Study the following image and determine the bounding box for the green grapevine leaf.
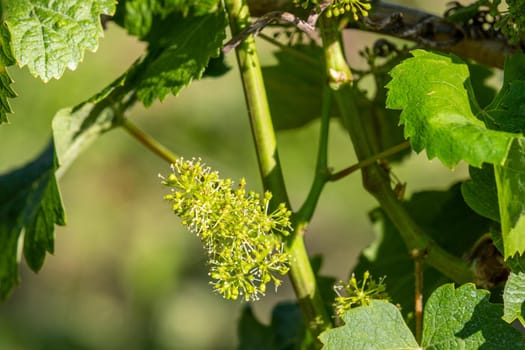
[270,302,309,350]
[386,49,518,168]
[319,301,419,350]
[354,184,490,317]
[353,86,408,162]
[0,141,65,299]
[237,302,311,350]
[0,65,16,124]
[202,53,230,78]
[310,255,338,317]
[262,45,331,130]
[52,100,121,175]
[0,73,129,299]
[238,306,273,350]
[133,9,227,106]
[422,284,525,349]
[321,284,525,349]
[461,164,500,222]
[4,0,117,82]
[503,271,525,325]
[467,61,497,109]
[484,52,525,133]
[494,138,525,258]
[492,229,525,325]
[488,80,525,133]
[114,0,219,38]
[0,25,16,124]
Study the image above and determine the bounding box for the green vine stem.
[121,117,178,164]
[319,17,474,284]
[296,85,332,222]
[224,0,332,342]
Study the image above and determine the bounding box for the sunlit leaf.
[386,49,518,168]
[4,0,116,82]
[320,284,525,349]
[503,272,525,325]
[319,301,419,350]
[114,0,219,38]
[134,9,227,105]
[422,284,525,349]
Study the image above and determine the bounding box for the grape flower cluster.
[161,158,292,301]
[294,0,372,20]
[333,271,390,317]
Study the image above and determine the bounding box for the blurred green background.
[0,2,475,349]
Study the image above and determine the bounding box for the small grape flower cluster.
[333,271,390,317]
[161,158,292,301]
[294,0,372,20]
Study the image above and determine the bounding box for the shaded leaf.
[352,86,408,162]
[488,80,525,133]
[311,255,337,317]
[203,53,230,78]
[237,302,311,350]
[134,9,227,105]
[467,61,497,109]
[237,306,273,350]
[461,164,500,222]
[52,101,121,175]
[0,73,127,299]
[422,284,525,349]
[494,138,525,258]
[386,49,518,168]
[271,302,309,350]
[319,301,419,350]
[113,0,219,38]
[4,0,116,82]
[263,44,329,130]
[502,271,525,325]
[354,183,490,318]
[501,51,525,84]
[360,51,409,162]
[0,141,65,299]
[478,52,525,259]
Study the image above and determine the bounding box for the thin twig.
[121,118,178,164]
[411,248,425,345]
[329,141,410,181]
[223,2,330,55]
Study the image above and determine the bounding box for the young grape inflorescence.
[161,158,292,301]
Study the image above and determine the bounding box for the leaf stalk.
[121,118,178,164]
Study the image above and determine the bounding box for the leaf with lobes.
[320,284,525,349]
[132,8,227,106]
[4,0,116,82]
[0,141,65,300]
[386,49,519,168]
[0,73,128,299]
